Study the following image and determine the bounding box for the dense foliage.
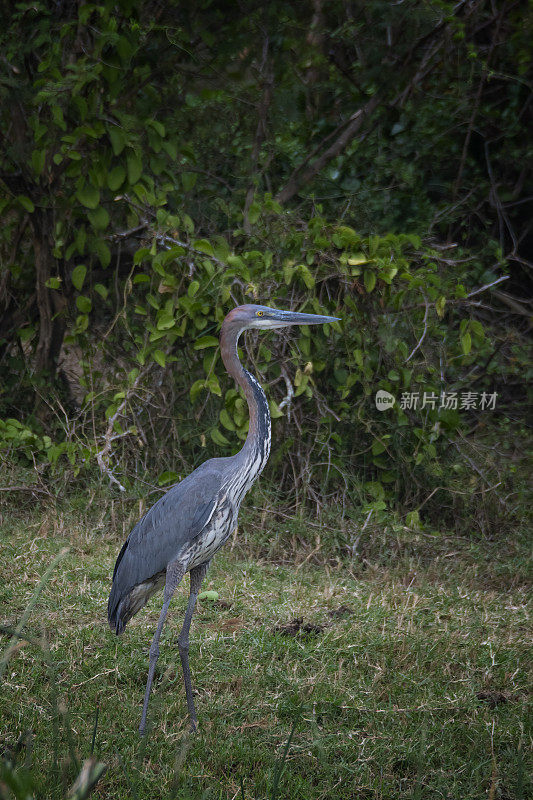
[0,0,531,529]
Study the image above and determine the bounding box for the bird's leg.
[178,561,209,732]
[139,561,184,737]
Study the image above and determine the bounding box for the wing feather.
[107,465,222,632]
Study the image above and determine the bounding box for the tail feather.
[108,570,166,635]
[107,583,126,635]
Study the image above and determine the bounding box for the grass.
[0,490,531,799]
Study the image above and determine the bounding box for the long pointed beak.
[279,311,341,326]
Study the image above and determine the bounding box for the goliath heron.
[107,304,339,734]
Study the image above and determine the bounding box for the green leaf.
[107,165,126,191]
[156,310,175,330]
[51,104,66,131]
[284,264,294,284]
[379,266,398,284]
[164,245,186,261]
[94,283,108,299]
[219,409,236,431]
[211,428,230,446]
[108,127,127,156]
[194,335,219,349]
[153,349,166,367]
[158,470,178,486]
[247,201,261,224]
[105,403,118,420]
[133,247,150,265]
[93,239,111,268]
[45,277,62,289]
[162,139,177,160]
[75,314,89,333]
[181,172,197,191]
[365,481,384,500]
[297,264,315,289]
[372,439,386,455]
[16,195,34,213]
[188,280,200,298]
[18,326,35,342]
[198,590,219,601]
[71,264,87,291]
[149,119,166,137]
[116,35,134,63]
[88,206,110,229]
[470,320,484,338]
[364,270,376,293]
[31,149,46,175]
[190,379,206,403]
[268,399,284,419]
[435,296,446,318]
[76,226,87,254]
[127,151,142,184]
[193,239,214,256]
[348,254,368,265]
[206,374,222,396]
[76,183,100,209]
[368,235,380,257]
[76,295,92,313]
[461,332,471,355]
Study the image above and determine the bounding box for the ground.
[0,492,530,799]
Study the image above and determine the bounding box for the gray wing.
[107,465,223,632]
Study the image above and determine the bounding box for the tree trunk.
[243,37,273,234]
[305,0,324,119]
[32,210,66,377]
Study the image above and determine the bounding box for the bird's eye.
[257,311,264,317]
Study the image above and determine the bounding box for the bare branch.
[119,196,229,270]
[0,485,53,497]
[274,96,380,204]
[464,275,508,299]
[111,223,149,240]
[95,366,152,492]
[384,274,509,315]
[405,296,430,363]
[278,364,294,419]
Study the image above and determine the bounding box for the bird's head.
[223,304,340,332]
